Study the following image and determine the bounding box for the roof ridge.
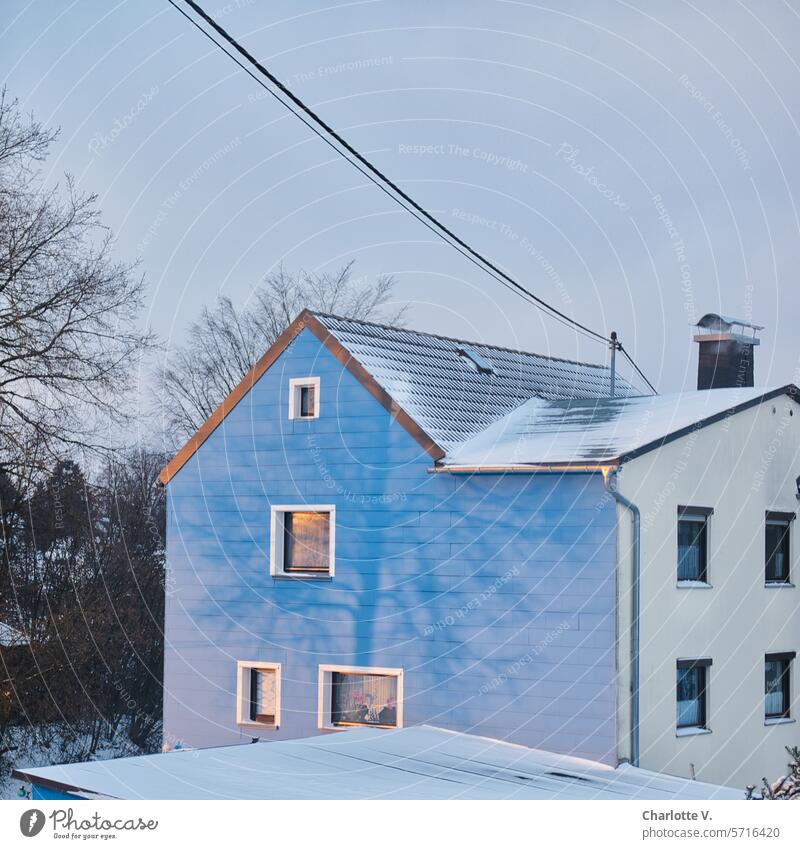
[309,310,617,373]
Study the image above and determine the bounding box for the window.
[765,652,794,720]
[766,512,794,584]
[288,377,320,420]
[270,505,335,578]
[677,506,712,583]
[236,661,281,728]
[318,665,403,730]
[676,658,711,730]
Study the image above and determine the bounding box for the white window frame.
[288,376,320,420]
[677,506,712,586]
[270,505,336,579]
[765,512,794,586]
[317,664,403,731]
[236,660,281,730]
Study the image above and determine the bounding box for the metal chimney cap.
[694,313,764,333]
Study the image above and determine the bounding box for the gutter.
[604,468,640,767]
[428,463,618,474]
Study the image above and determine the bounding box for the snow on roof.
[13,726,739,800]
[695,313,764,332]
[444,385,797,468]
[313,313,637,449]
[0,621,28,647]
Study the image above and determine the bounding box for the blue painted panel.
[32,785,83,800]
[163,328,618,764]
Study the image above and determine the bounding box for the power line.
[167,0,658,392]
[166,4,599,345]
[619,345,657,394]
[167,0,606,343]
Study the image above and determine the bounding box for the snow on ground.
[0,722,158,800]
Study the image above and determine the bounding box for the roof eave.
[431,462,618,474]
[10,769,116,799]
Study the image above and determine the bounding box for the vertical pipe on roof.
[605,469,640,767]
[609,331,619,398]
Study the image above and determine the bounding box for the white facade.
[615,392,800,788]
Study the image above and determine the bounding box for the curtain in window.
[678,520,705,580]
[765,660,786,716]
[331,672,398,727]
[250,668,276,723]
[677,667,702,727]
[766,523,789,581]
[284,511,330,572]
[300,385,315,417]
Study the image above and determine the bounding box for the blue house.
[160,310,635,765]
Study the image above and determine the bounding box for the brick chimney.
[693,313,762,390]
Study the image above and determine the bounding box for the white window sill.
[319,723,399,733]
[237,722,278,731]
[676,727,712,737]
[765,582,795,588]
[272,574,333,581]
[764,717,795,726]
[676,581,713,589]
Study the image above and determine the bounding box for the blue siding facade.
[163,328,618,763]
[31,785,82,800]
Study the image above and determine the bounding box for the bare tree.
[158,261,405,442]
[0,88,154,476]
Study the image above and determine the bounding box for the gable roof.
[444,385,800,469]
[313,313,636,449]
[13,725,738,799]
[159,309,633,484]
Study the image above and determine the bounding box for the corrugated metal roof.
[444,385,797,467]
[14,726,738,799]
[314,312,637,449]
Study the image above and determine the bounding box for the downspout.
[605,468,640,767]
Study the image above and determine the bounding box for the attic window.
[457,346,494,375]
[289,377,320,420]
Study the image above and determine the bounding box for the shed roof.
[13,725,738,800]
[444,385,799,468]
[0,621,28,647]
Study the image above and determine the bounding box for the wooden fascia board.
[305,315,445,463]
[158,311,444,485]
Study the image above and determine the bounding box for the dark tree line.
[0,90,164,773]
[0,450,166,761]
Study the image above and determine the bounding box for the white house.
[448,315,800,788]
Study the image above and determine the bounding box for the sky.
[3,0,800,404]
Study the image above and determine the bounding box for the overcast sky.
[3,0,800,400]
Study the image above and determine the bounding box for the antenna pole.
[610,331,618,397]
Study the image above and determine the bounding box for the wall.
[31,785,82,800]
[617,394,800,788]
[163,328,619,763]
